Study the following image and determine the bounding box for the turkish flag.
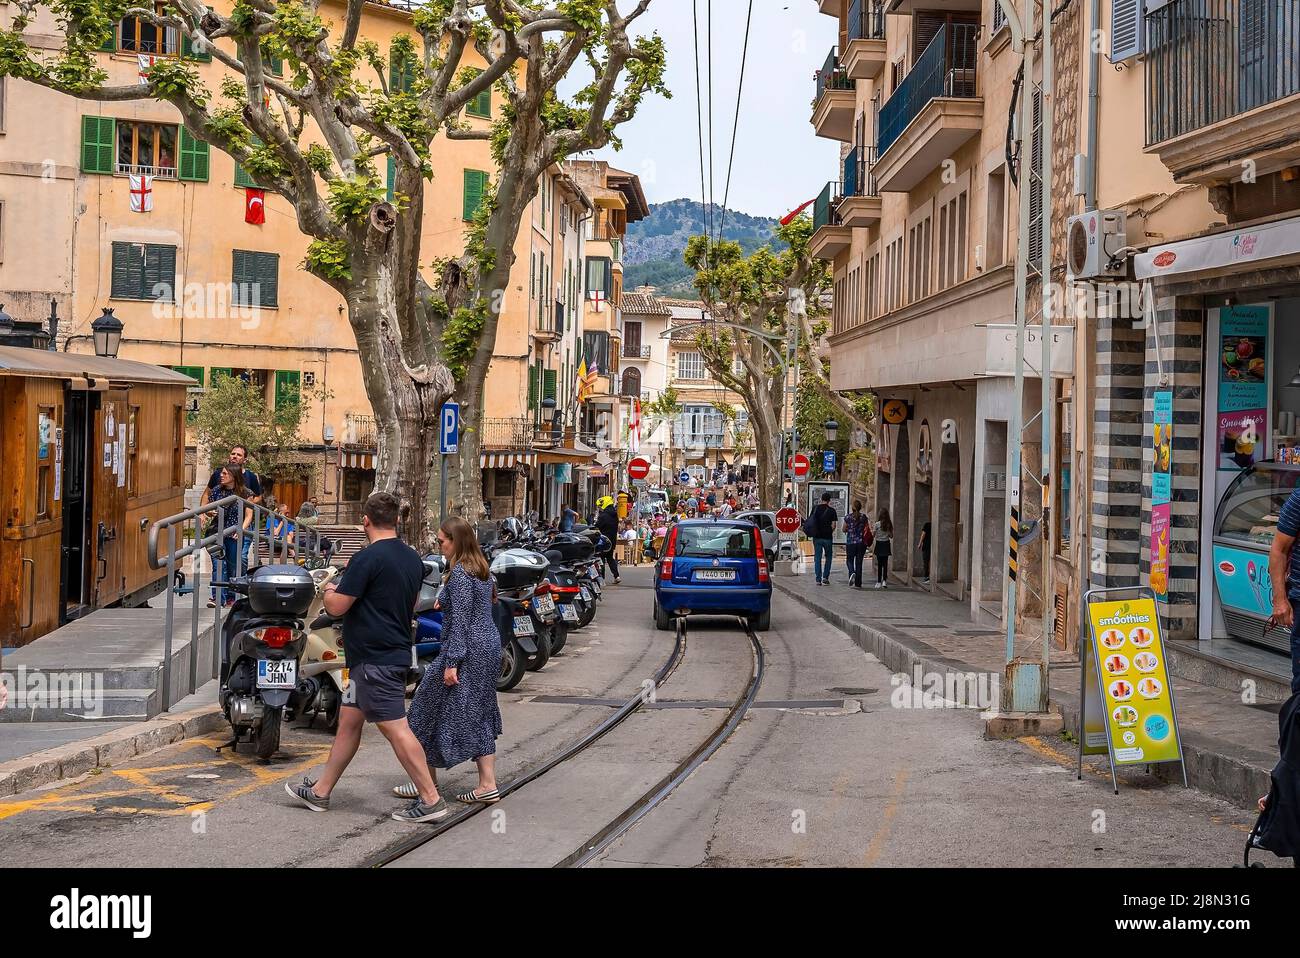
[245,188,266,225]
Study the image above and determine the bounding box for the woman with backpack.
[872,508,894,589]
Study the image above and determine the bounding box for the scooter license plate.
[589,580,602,595]
[257,659,297,690]
[560,603,580,623]
[580,587,592,603]
[512,615,535,637]
[532,594,556,616]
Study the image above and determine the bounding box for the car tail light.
[660,526,679,580]
[755,533,769,583]
[257,627,294,648]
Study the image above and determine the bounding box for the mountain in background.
[623,198,784,298]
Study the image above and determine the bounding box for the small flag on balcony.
[629,398,641,454]
[245,188,266,225]
[588,289,605,312]
[129,174,153,213]
[780,198,816,226]
[576,358,591,404]
[137,54,157,85]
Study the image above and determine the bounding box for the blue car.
[654,518,772,632]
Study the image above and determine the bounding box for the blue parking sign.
[440,402,459,455]
[823,450,837,472]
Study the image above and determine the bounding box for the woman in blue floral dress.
[403,517,504,804]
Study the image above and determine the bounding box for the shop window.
[493,471,514,497]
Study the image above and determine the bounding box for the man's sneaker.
[391,797,451,823]
[285,779,329,812]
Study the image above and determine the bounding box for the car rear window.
[674,525,755,558]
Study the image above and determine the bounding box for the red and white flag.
[588,289,605,312]
[137,54,156,85]
[629,398,642,454]
[245,188,266,225]
[129,174,153,213]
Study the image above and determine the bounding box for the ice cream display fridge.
[1211,460,1300,653]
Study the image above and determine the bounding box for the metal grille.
[848,0,887,41]
[1146,0,1300,145]
[842,144,879,198]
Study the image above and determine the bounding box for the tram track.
[371,617,764,868]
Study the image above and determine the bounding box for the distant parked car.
[733,510,778,563]
[653,518,772,632]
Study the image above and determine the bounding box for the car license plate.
[695,569,736,581]
[513,615,535,636]
[257,659,297,689]
[533,594,556,615]
[560,603,580,623]
[580,587,592,602]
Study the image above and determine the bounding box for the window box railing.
[117,162,177,180]
[842,145,879,198]
[877,22,979,157]
[847,0,886,42]
[482,417,534,451]
[815,47,853,103]
[623,342,651,358]
[813,180,843,230]
[1145,0,1300,145]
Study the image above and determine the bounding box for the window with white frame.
[677,350,705,381]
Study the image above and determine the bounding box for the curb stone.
[776,580,1271,811]
[0,704,225,800]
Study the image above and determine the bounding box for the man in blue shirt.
[1268,487,1300,693]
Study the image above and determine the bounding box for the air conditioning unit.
[1066,209,1128,281]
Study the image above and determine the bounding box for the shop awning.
[537,446,598,465]
[480,451,538,469]
[1135,214,1300,280]
[341,451,375,469]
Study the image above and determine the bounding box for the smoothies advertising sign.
[1149,390,1173,600]
[1087,597,1183,766]
[1217,305,1270,472]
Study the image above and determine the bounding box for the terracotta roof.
[620,292,672,316]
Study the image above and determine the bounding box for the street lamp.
[824,418,839,443]
[91,307,124,358]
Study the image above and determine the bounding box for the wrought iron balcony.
[814,47,853,103]
[847,0,886,42]
[813,180,842,231]
[343,413,376,448]
[877,22,979,158]
[842,145,879,198]
[1146,0,1300,146]
[481,417,534,451]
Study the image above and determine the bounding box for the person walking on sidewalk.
[843,501,873,588]
[401,517,504,806]
[918,520,932,586]
[872,508,894,589]
[596,496,621,584]
[1268,490,1300,693]
[285,492,450,823]
[810,492,838,586]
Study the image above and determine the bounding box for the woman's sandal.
[455,787,500,805]
[392,781,420,800]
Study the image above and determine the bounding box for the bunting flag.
[129,174,153,213]
[245,187,266,225]
[780,197,817,226]
[629,398,641,454]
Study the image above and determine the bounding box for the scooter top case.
[547,532,596,563]
[247,564,315,617]
[490,548,549,591]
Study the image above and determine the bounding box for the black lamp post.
[824,417,839,443]
[92,307,124,359]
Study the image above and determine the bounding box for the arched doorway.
[620,366,641,398]
[913,420,932,583]
[891,422,910,581]
[938,430,961,589]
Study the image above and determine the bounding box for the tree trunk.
[750,392,783,511]
[447,375,484,524]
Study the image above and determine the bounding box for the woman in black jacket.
[595,497,621,584]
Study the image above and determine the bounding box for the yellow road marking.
[863,769,909,866]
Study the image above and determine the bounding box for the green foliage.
[304,144,334,175]
[304,238,351,281]
[441,300,490,383]
[644,385,682,419]
[192,372,326,480]
[326,174,387,222]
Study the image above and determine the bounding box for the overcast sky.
[585,1,841,220]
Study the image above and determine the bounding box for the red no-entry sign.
[775,508,801,534]
[790,454,810,479]
[628,457,651,481]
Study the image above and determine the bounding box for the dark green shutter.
[143,245,177,300]
[110,242,143,298]
[99,24,117,52]
[527,362,538,411]
[181,33,211,62]
[179,127,209,181]
[543,369,557,402]
[210,367,233,385]
[258,252,279,307]
[389,44,415,93]
[171,365,204,386]
[466,69,490,118]
[233,250,278,307]
[234,136,261,188]
[274,370,300,408]
[81,116,114,174]
[463,169,486,221]
[232,250,251,305]
[386,155,395,202]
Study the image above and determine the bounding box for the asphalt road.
[0,567,1274,868]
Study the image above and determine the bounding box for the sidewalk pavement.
[775,573,1280,811]
[0,681,222,799]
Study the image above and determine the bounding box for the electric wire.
[692,0,712,248]
[706,0,715,246]
[718,0,755,242]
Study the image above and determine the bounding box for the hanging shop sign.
[882,399,911,425]
[1149,389,1173,600]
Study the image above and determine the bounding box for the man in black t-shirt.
[811,491,838,586]
[286,493,450,823]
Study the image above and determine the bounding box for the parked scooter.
[217,564,316,759]
[299,566,347,730]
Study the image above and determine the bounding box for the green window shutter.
[99,25,117,52]
[463,169,486,221]
[110,242,144,299]
[234,136,262,188]
[181,33,212,62]
[466,69,491,118]
[233,250,278,307]
[386,155,395,202]
[142,244,177,300]
[263,44,283,76]
[389,44,415,93]
[210,367,233,385]
[258,252,279,307]
[171,365,204,386]
[274,370,300,408]
[232,249,251,305]
[178,127,209,181]
[81,116,114,174]
[527,362,538,411]
[543,368,557,402]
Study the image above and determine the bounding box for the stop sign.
[790,453,811,478]
[628,457,651,481]
[775,507,801,534]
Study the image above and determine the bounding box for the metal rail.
[556,619,765,867]
[368,619,688,868]
[147,496,329,715]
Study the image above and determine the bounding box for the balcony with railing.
[843,0,888,79]
[811,47,856,142]
[622,342,652,359]
[873,21,983,192]
[1145,0,1300,186]
[343,413,377,449]
[117,161,178,180]
[810,180,852,261]
[837,144,882,227]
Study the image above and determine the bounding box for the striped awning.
[341,451,375,470]
[481,452,538,469]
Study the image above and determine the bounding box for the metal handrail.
[815,47,852,103]
[813,180,842,230]
[147,495,329,714]
[842,145,879,199]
